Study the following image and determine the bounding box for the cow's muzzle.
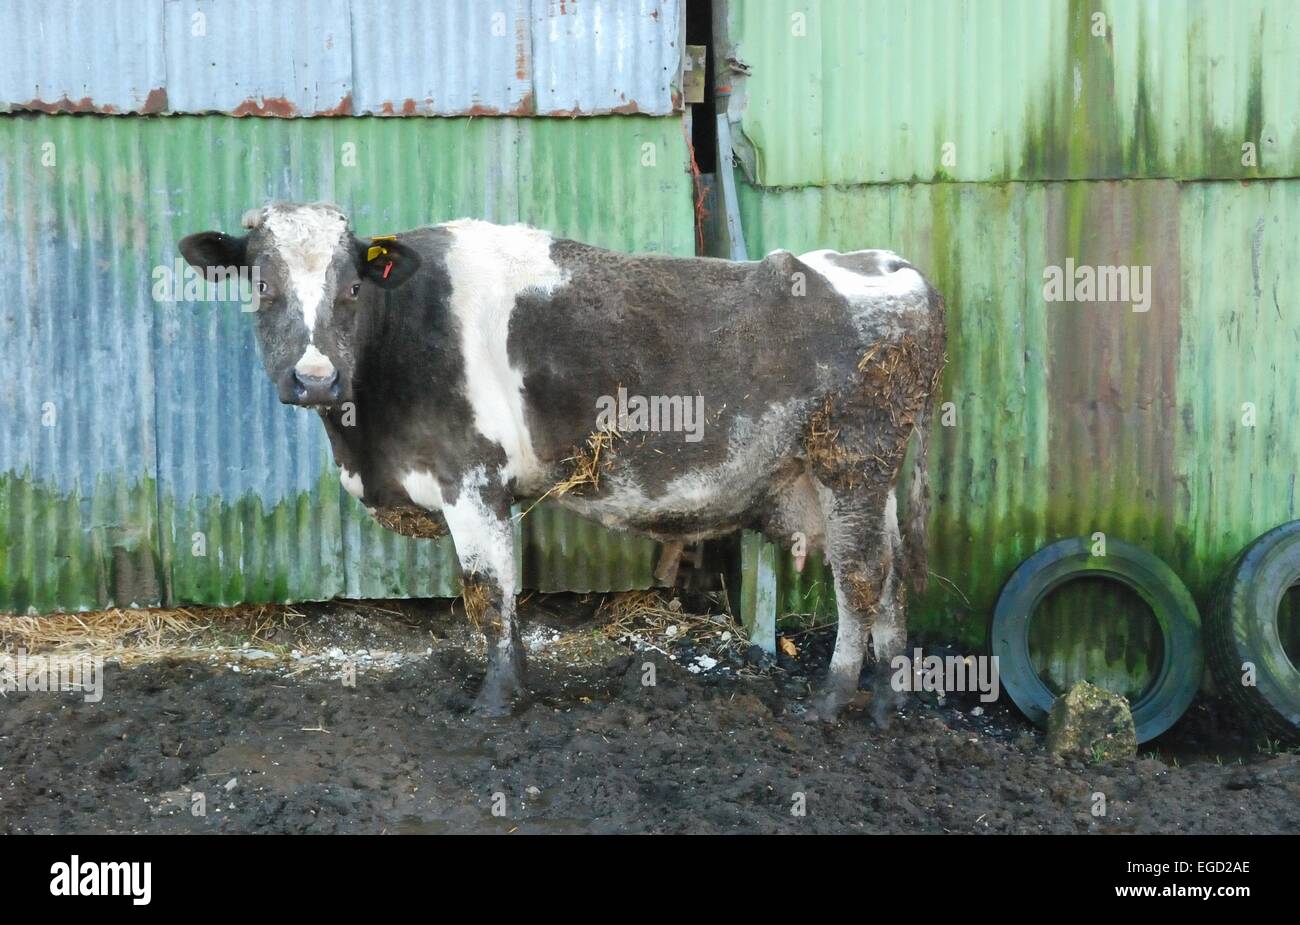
[290,368,341,406]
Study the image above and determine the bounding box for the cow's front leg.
[441,469,524,716]
[461,570,525,716]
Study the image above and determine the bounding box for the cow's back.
[505,241,862,471]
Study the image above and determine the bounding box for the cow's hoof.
[870,677,902,729]
[470,690,516,717]
[470,678,525,717]
[804,685,856,724]
[471,652,526,717]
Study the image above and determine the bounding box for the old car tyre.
[1208,522,1300,742]
[991,537,1203,744]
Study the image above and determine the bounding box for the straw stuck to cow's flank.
[369,504,449,539]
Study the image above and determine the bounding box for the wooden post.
[740,530,777,654]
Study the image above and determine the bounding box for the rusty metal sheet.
[162,0,355,117]
[0,0,167,114]
[0,0,684,117]
[350,0,535,116]
[529,0,684,115]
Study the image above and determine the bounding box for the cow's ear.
[179,231,248,272]
[358,237,421,289]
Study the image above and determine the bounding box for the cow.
[179,202,947,724]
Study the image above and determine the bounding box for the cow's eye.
[350,282,362,298]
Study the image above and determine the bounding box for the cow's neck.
[319,275,467,481]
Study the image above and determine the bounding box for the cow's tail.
[902,392,937,596]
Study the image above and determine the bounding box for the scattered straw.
[555,427,618,495]
[597,590,747,652]
[0,604,301,665]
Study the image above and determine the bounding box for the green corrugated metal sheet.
[738,176,1300,691]
[1177,179,1300,588]
[726,0,1300,187]
[522,505,658,593]
[0,113,690,614]
[1028,577,1163,701]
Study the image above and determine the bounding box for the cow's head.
[178,202,420,407]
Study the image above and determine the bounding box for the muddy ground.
[2,595,1298,834]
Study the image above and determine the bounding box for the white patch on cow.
[659,399,805,512]
[340,466,364,500]
[798,248,926,301]
[400,470,446,511]
[263,206,349,337]
[557,400,807,541]
[442,219,568,491]
[439,467,516,594]
[294,344,336,380]
[241,206,268,229]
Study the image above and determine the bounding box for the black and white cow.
[179,202,947,723]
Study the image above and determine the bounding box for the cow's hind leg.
[805,480,896,723]
[869,490,907,727]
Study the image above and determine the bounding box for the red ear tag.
[382,260,393,280]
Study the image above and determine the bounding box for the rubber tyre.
[991,537,1203,744]
[1208,522,1300,742]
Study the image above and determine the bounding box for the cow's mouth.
[284,369,344,408]
[287,394,345,410]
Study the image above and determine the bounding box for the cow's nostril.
[291,368,340,404]
[294,368,339,388]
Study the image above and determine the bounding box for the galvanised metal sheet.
[161,0,355,116]
[0,0,167,114]
[725,0,1300,186]
[0,115,163,613]
[529,0,684,115]
[0,113,692,614]
[0,0,683,117]
[351,0,534,116]
[737,175,1300,690]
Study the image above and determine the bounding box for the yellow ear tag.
[367,235,397,262]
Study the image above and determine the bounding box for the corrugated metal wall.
[727,0,1300,186]
[740,179,1299,629]
[1,0,684,117]
[0,113,689,613]
[728,0,1300,692]
[0,1,691,615]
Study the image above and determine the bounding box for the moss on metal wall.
[738,177,1300,692]
[727,0,1298,186]
[0,113,693,614]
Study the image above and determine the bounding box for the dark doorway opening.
[686,0,717,175]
